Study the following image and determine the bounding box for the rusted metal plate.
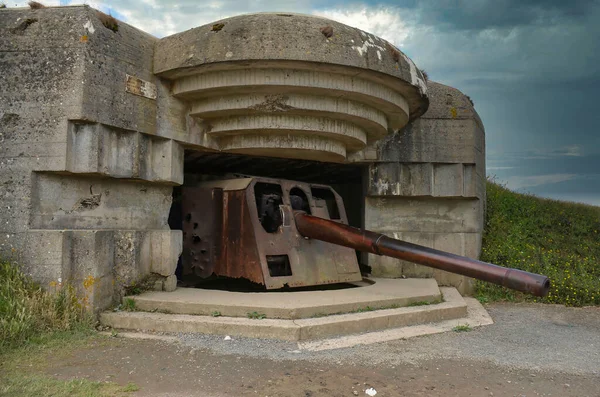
[214,189,264,285]
[125,74,157,100]
[246,178,362,289]
[182,187,222,278]
[181,176,362,289]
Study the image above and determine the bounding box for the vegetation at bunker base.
[0,260,142,396]
[0,260,93,351]
[477,180,600,306]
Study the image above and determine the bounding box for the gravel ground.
[177,302,600,376]
[35,302,600,396]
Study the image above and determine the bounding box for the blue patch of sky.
[98,4,128,22]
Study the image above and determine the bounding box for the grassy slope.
[477,181,600,306]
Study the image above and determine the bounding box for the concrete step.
[100,287,469,341]
[124,278,442,319]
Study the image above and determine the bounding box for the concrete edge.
[100,287,470,341]
[129,278,442,319]
[100,312,302,341]
[294,287,466,339]
[298,296,493,351]
[98,331,180,343]
[131,292,443,320]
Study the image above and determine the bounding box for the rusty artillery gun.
[181,177,550,297]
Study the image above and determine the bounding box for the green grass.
[355,305,375,312]
[0,375,136,396]
[408,299,443,307]
[121,298,136,312]
[477,180,600,307]
[246,311,266,319]
[122,383,140,392]
[452,324,472,332]
[0,260,141,395]
[0,260,93,352]
[0,329,138,396]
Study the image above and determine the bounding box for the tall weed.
[0,260,92,349]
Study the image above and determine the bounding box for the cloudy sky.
[11,0,600,206]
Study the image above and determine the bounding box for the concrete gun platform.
[120,278,441,319]
[100,279,492,342]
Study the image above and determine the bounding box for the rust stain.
[83,275,97,289]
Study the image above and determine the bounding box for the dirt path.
[41,303,600,396]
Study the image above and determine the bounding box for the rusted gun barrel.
[293,212,550,297]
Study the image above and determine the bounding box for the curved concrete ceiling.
[156,13,429,163]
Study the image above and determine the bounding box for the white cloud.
[505,173,578,189]
[11,0,415,45]
[312,7,411,47]
[87,0,316,37]
[557,145,584,157]
[524,145,585,159]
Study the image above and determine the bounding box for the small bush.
[478,180,600,307]
[408,300,432,307]
[121,298,136,311]
[453,324,472,332]
[122,382,140,392]
[28,1,46,9]
[0,260,92,350]
[247,311,266,320]
[96,10,119,32]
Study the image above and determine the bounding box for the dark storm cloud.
[414,0,598,31]
[356,0,599,30]
[367,0,600,204]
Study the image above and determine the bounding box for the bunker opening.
[169,150,368,292]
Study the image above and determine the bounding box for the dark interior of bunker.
[168,150,369,292]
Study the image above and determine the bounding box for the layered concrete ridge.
[100,287,486,342]
[125,278,441,319]
[155,13,429,162]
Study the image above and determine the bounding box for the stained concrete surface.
[43,303,600,396]
[101,287,473,341]
[126,278,441,318]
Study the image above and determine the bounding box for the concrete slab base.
[126,278,442,319]
[100,287,481,341]
[299,296,492,351]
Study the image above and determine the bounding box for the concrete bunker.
[1,6,486,314]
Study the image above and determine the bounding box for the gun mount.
[182,177,550,297]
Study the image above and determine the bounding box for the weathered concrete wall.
[0,6,182,310]
[361,82,485,294]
